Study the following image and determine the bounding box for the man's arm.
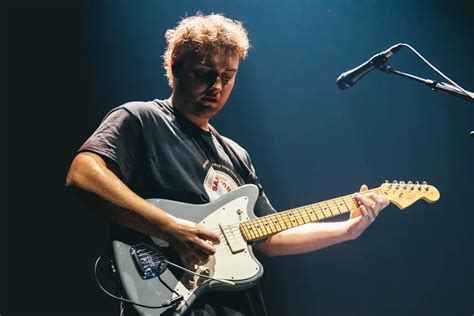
[256,185,389,256]
[65,151,220,264]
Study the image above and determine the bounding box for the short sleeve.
[78,108,143,183]
[249,164,276,217]
[243,152,276,217]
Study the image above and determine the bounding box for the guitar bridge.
[130,244,168,280]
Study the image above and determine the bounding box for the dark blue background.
[6,1,473,315]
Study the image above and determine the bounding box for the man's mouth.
[201,96,218,103]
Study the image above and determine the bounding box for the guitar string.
[162,185,426,249]
[205,188,380,232]
[196,187,394,245]
[207,199,360,242]
[208,198,358,235]
[209,200,359,241]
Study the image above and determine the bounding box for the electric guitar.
[111,181,440,315]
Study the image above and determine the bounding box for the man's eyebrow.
[196,65,238,72]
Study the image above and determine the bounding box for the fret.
[246,223,254,239]
[295,210,305,224]
[264,216,276,233]
[316,203,326,219]
[344,196,358,210]
[245,223,253,240]
[315,205,325,220]
[256,218,269,235]
[279,213,288,229]
[303,207,313,222]
[252,220,263,239]
[262,218,272,235]
[246,222,256,239]
[295,209,306,225]
[334,198,345,214]
[240,223,250,240]
[340,197,351,213]
[276,216,284,229]
[268,216,279,232]
[260,217,270,234]
[303,208,312,222]
[321,201,331,217]
[327,200,338,216]
[285,212,296,228]
[283,213,291,228]
[328,200,340,216]
[307,206,318,221]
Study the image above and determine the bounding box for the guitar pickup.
[219,223,247,254]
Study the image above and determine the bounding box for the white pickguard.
[151,196,260,306]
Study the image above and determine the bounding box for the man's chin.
[192,107,219,120]
[197,102,222,114]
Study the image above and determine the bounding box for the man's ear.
[171,58,182,88]
[171,57,182,75]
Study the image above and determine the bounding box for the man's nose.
[210,76,223,93]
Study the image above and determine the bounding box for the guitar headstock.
[380,180,440,210]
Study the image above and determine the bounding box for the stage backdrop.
[6,1,473,315]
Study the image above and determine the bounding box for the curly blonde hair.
[163,13,250,88]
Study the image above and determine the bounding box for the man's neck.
[169,94,210,131]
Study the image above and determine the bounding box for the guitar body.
[112,184,264,315]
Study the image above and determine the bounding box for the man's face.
[173,51,240,120]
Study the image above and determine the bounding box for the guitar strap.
[209,125,268,316]
[209,125,264,197]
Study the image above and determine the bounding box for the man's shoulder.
[102,100,176,128]
[115,99,168,118]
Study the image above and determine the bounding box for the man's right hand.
[165,218,221,266]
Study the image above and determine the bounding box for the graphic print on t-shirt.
[203,160,242,201]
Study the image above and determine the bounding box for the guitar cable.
[94,255,236,309]
[94,256,184,309]
[161,259,236,286]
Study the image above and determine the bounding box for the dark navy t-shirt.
[79,99,274,315]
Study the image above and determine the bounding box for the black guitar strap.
[208,125,263,197]
[209,125,268,316]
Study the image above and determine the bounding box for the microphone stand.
[378,65,474,137]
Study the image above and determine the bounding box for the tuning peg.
[421,181,429,191]
[400,181,405,184]
[416,181,420,185]
[393,180,398,184]
[385,180,389,183]
[408,181,413,184]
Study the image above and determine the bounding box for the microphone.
[336,43,403,90]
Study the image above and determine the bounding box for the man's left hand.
[346,184,390,240]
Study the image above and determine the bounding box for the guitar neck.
[239,187,383,242]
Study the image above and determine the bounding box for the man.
[66,13,389,315]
